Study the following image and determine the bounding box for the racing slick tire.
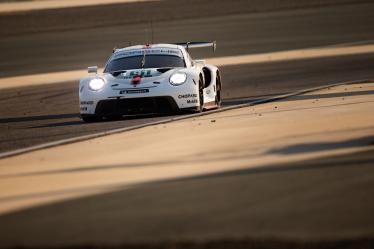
[198,74,204,112]
[215,72,222,108]
[81,114,103,122]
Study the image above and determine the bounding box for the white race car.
[79,42,222,122]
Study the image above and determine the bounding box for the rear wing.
[175,41,216,52]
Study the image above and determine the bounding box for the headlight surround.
[88,78,105,91]
[170,72,187,86]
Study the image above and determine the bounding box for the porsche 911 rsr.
[79,42,222,122]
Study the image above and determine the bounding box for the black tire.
[81,115,102,122]
[198,75,204,112]
[215,73,222,108]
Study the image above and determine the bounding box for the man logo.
[131,75,142,86]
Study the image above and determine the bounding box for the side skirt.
[203,101,218,110]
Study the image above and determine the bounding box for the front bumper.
[80,80,200,116]
[94,96,180,116]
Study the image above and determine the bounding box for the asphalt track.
[0,1,374,154]
[1,83,374,249]
[2,149,374,249]
[1,54,374,154]
[1,2,374,249]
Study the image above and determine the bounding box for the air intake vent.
[111,71,126,77]
[157,68,172,73]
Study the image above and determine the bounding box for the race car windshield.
[105,55,185,73]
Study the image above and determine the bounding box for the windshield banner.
[114,48,183,59]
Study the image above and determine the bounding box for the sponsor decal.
[114,48,183,59]
[130,70,152,78]
[178,93,198,99]
[178,93,198,104]
[131,75,142,86]
[122,70,152,79]
[80,101,94,105]
[187,99,198,104]
[120,89,149,94]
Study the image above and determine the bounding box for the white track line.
[0,0,158,14]
[0,44,373,90]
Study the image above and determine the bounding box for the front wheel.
[215,73,222,108]
[198,75,204,112]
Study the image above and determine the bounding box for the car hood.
[102,68,180,88]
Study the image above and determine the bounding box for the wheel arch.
[201,64,218,88]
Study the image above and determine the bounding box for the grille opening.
[157,68,173,73]
[95,97,179,116]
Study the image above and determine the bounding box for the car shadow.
[0,113,79,124]
[29,112,182,128]
[266,135,374,155]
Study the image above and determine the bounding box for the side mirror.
[88,66,98,74]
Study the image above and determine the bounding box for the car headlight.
[170,72,187,86]
[88,78,105,91]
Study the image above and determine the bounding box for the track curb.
[0,79,371,159]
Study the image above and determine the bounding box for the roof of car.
[114,43,183,53]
